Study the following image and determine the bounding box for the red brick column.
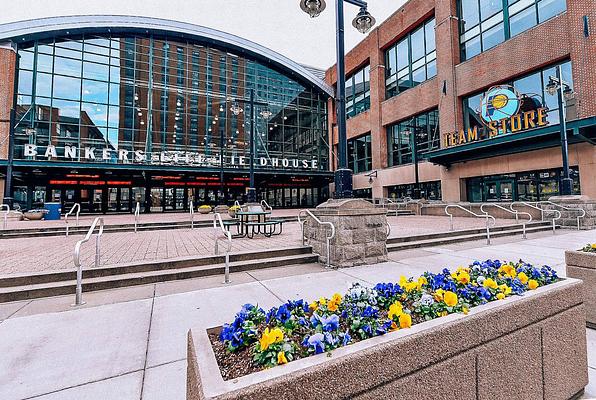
[567,0,596,119]
[0,42,16,202]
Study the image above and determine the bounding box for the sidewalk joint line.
[246,271,285,303]
[0,300,33,324]
[139,284,157,400]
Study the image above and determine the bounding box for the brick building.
[326,0,595,202]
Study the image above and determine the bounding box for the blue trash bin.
[44,202,62,220]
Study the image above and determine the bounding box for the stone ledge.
[187,279,587,400]
[566,250,596,328]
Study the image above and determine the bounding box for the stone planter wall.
[545,196,596,229]
[187,279,588,400]
[420,202,543,220]
[566,250,596,328]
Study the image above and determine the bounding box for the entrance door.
[150,188,163,212]
[107,188,118,212]
[164,188,175,211]
[120,188,131,212]
[92,189,104,213]
[80,189,93,213]
[483,179,515,202]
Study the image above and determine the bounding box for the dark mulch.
[209,332,261,381]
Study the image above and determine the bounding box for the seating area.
[220,201,285,239]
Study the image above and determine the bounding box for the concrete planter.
[187,279,588,400]
[566,250,596,328]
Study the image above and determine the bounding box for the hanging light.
[259,108,273,119]
[545,79,558,96]
[230,102,243,116]
[352,7,376,34]
[300,0,326,18]
[563,85,574,101]
[219,105,224,112]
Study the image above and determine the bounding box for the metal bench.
[245,219,284,238]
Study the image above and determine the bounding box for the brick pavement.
[0,215,515,275]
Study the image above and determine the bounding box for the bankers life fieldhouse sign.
[442,85,549,148]
[21,144,319,170]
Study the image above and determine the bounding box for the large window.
[387,109,439,167]
[388,181,442,200]
[347,133,372,173]
[459,0,566,60]
[346,65,370,118]
[463,60,573,141]
[385,18,436,99]
[15,35,329,170]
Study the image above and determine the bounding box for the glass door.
[164,188,175,211]
[92,189,104,213]
[150,188,163,212]
[484,182,498,202]
[132,187,145,212]
[80,189,92,213]
[120,188,131,212]
[175,188,185,210]
[107,188,118,212]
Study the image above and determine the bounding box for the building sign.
[21,144,319,170]
[442,85,549,148]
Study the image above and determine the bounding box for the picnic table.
[224,210,284,238]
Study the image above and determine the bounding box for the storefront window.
[462,60,574,139]
[347,133,372,174]
[387,109,439,167]
[459,0,566,60]
[346,65,370,118]
[387,181,442,200]
[385,18,436,99]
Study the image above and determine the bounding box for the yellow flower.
[259,327,284,351]
[441,311,449,317]
[399,276,408,287]
[433,289,445,302]
[309,301,318,311]
[591,244,596,249]
[318,297,327,306]
[457,271,470,284]
[528,279,539,290]
[483,278,498,289]
[328,301,339,312]
[331,293,342,303]
[499,264,517,278]
[518,272,529,285]
[496,293,505,300]
[390,321,399,331]
[405,281,419,293]
[417,276,428,289]
[444,291,458,307]
[399,313,412,329]
[388,301,403,320]
[277,351,288,365]
[462,307,469,315]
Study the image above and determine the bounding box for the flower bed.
[580,243,596,253]
[213,259,558,380]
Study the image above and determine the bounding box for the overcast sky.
[0,0,406,70]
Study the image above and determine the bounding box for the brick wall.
[0,43,16,161]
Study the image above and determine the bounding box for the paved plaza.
[0,228,593,400]
[0,214,517,275]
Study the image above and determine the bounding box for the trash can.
[44,202,62,220]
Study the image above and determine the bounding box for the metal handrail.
[260,199,272,212]
[73,217,104,306]
[1,204,9,230]
[445,204,496,245]
[65,203,80,237]
[511,202,560,234]
[134,201,140,233]
[538,201,585,230]
[481,203,532,239]
[189,200,195,230]
[213,213,232,283]
[298,209,336,268]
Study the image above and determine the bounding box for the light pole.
[545,65,575,196]
[300,0,375,199]
[229,89,269,204]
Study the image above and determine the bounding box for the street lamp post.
[300,0,375,199]
[546,65,574,196]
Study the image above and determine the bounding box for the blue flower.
[276,304,292,323]
[306,333,325,354]
[362,324,373,337]
[341,331,351,346]
[322,314,340,331]
[361,306,378,318]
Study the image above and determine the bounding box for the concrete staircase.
[0,216,298,239]
[0,246,316,302]
[386,221,556,252]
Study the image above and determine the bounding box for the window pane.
[81,102,108,127]
[538,0,566,22]
[412,66,426,86]
[53,99,80,119]
[83,62,110,81]
[386,47,396,77]
[35,72,53,98]
[481,22,505,50]
[411,27,425,62]
[509,6,538,37]
[426,59,437,79]
[480,0,503,20]
[397,39,409,71]
[425,19,436,52]
[37,53,53,73]
[18,70,33,95]
[513,71,542,97]
[82,79,109,104]
[18,50,34,70]
[464,35,482,59]
[53,75,81,100]
[461,0,480,29]
[54,56,82,77]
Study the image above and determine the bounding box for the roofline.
[0,15,334,97]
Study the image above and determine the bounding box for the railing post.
[450,214,453,231]
[486,217,491,245]
[224,252,230,284]
[75,263,84,306]
[522,222,527,239]
[326,236,331,269]
[95,234,101,268]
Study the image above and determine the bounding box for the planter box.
[566,250,596,328]
[187,279,588,400]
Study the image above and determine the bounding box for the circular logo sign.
[479,86,521,124]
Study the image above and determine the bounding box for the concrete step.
[0,216,298,239]
[386,221,552,244]
[0,251,317,302]
[387,225,557,252]
[385,210,415,216]
[0,246,312,288]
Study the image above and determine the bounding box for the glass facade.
[459,0,566,60]
[14,34,329,171]
[385,18,436,99]
[347,133,372,174]
[463,60,574,140]
[387,181,442,200]
[466,167,580,202]
[345,65,370,118]
[387,109,439,167]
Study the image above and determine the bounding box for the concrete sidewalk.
[0,229,594,399]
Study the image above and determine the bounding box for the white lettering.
[271,158,279,167]
[259,157,267,166]
[102,148,111,160]
[291,159,298,168]
[24,144,37,157]
[282,158,289,167]
[64,145,77,159]
[302,159,308,168]
[44,145,57,158]
[118,149,129,161]
[311,160,318,169]
[134,150,144,162]
[84,147,96,159]
[239,156,245,165]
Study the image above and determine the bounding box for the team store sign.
[22,144,319,170]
